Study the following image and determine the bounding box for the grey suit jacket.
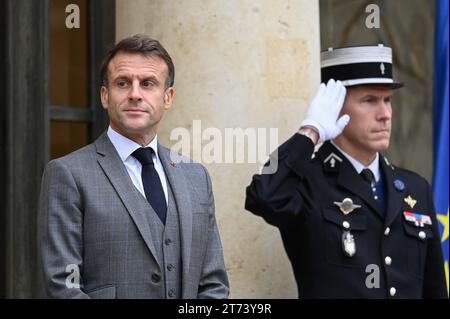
[38,132,229,298]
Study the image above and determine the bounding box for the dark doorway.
[0,0,115,298]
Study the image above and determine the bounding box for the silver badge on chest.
[334,197,360,257]
[342,230,356,257]
[334,198,361,215]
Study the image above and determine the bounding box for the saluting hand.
[300,79,349,143]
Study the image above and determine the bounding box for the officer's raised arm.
[245,79,348,227]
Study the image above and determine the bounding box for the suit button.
[418,231,426,240]
[390,287,396,297]
[384,227,390,236]
[167,264,175,271]
[151,273,160,283]
[168,289,175,297]
[385,256,392,266]
[342,221,350,229]
[165,238,172,245]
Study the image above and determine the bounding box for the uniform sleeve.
[245,133,315,227]
[423,183,448,298]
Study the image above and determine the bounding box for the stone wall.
[117,0,321,298]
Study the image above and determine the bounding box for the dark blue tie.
[360,168,375,186]
[132,147,167,224]
[360,168,386,214]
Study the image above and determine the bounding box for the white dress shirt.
[107,126,168,204]
[331,141,380,182]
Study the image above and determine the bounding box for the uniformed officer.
[245,45,447,298]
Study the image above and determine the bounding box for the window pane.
[49,0,87,108]
[50,121,88,160]
[49,0,88,159]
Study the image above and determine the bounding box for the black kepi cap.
[321,44,403,89]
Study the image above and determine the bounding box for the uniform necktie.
[360,168,375,186]
[132,147,167,224]
[360,168,386,213]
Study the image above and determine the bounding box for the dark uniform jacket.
[245,133,447,298]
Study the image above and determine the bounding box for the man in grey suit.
[38,35,229,299]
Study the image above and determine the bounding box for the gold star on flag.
[437,209,449,242]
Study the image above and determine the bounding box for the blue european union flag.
[432,0,449,296]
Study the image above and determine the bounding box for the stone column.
[117,0,320,298]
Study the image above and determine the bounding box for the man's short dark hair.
[100,34,175,89]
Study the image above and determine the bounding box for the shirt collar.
[330,141,380,182]
[107,126,159,162]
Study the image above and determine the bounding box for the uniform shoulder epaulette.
[394,166,428,182]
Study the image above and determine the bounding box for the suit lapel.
[94,133,160,267]
[319,142,383,218]
[380,156,405,227]
[158,144,193,295]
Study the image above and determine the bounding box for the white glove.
[300,79,350,143]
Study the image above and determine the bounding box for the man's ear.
[163,87,174,110]
[100,86,108,109]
